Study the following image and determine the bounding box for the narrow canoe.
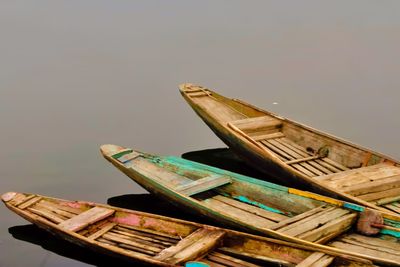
[101,144,400,266]
[179,83,400,216]
[2,192,372,267]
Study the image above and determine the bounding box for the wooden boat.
[179,83,400,216]
[101,144,400,266]
[1,192,373,267]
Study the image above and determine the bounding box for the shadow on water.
[182,147,285,186]
[8,224,136,267]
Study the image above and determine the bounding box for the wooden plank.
[18,196,42,210]
[252,132,285,141]
[291,164,314,177]
[315,159,342,173]
[102,232,162,253]
[110,229,173,246]
[343,175,400,196]
[307,161,334,175]
[270,206,329,230]
[342,234,400,251]
[154,228,208,261]
[285,155,321,165]
[166,230,225,264]
[268,139,303,159]
[296,252,325,267]
[202,197,276,228]
[260,140,294,160]
[375,195,400,205]
[105,231,166,249]
[117,224,181,241]
[330,241,400,261]
[175,175,231,196]
[297,213,357,242]
[383,203,400,213]
[299,162,325,176]
[321,158,348,171]
[116,151,140,163]
[312,255,334,267]
[200,259,227,267]
[231,116,282,131]
[207,252,261,267]
[278,208,350,237]
[13,194,35,206]
[218,247,294,267]
[58,207,114,232]
[35,202,76,218]
[87,222,116,240]
[39,200,82,215]
[338,237,400,256]
[212,195,289,222]
[27,207,65,224]
[357,187,400,202]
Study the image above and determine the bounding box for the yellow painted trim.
[288,188,344,206]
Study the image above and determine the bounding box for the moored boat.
[179,83,400,216]
[101,144,400,266]
[2,192,373,267]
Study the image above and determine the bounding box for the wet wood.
[175,175,231,196]
[59,207,114,232]
[212,195,289,222]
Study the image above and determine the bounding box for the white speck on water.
[272,102,279,105]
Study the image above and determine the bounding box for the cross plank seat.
[202,195,289,228]
[153,228,225,264]
[175,175,231,196]
[330,234,400,262]
[316,163,400,204]
[296,252,334,267]
[229,116,282,133]
[271,206,356,243]
[58,207,115,232]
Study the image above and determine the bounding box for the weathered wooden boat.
[101,144,400,266]
[2,192,374,267]
[179,83,400,216]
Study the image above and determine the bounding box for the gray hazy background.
[1,1,400,266]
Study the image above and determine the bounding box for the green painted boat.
[101,144,400,266]
[2,192,372,267]
[179,83,400,217]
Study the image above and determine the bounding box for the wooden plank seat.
[202,195,289,228]
[229,116,282,133]
[175,175,231,196]
[58,207,115,232]
[271,206,357,243]
[153,228,225,264]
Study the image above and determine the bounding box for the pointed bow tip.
[100,144,125,157]
[2,192,17,202]
[179,83,195,92]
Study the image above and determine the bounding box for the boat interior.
[106,149,400,264]
[2,192,370,267]
[180,84,400,210]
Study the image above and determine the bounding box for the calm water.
[1,1,400,266]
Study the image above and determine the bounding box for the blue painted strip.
[380,229,400,238]
[343,202,364,212]
[185,262,210,267]
[234,195,290,216]
[383,218,400,228]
